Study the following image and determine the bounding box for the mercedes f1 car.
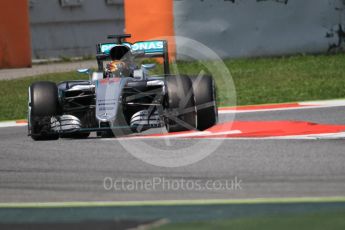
[28,34,218,140]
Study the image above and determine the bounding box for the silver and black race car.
[28,34,218,140]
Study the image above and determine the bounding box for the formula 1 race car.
[28,34,218,140]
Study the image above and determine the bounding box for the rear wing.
[96,39,170,75]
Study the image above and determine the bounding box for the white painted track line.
[219,99,345,114]
[0,121,27,128]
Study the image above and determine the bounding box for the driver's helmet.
[105,60,131,77]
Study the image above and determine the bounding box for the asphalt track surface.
[0,106,344,203]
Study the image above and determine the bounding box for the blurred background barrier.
[173,0,345,59]
[29,0,124,59]
[1,0,345,68]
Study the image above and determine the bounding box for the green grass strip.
[152,211,345,230]
[1,53,345,121]
[0,196,345,208]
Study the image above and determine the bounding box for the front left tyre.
[28,81,60,141]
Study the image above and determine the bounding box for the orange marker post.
[0,0,31,68]
[124,0,175,60]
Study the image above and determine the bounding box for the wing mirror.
[77,69,93,81]
[77,69,91,74]
[142,64,156,70]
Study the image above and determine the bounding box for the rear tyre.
[164,75,197,133]
[189,75,218,131]
[28,81,60,141]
